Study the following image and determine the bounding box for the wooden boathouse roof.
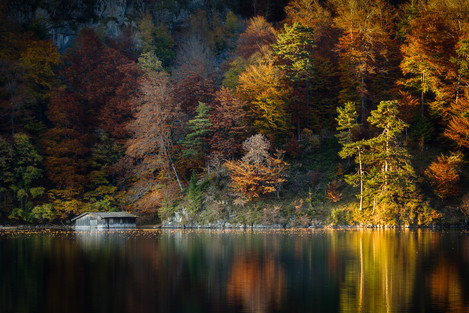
[71,212,137,222]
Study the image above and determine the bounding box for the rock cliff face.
[7,0,194,51]
[7,0,287,51]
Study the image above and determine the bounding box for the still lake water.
[1,229,469,313]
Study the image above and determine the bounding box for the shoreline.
[0,223,468,231]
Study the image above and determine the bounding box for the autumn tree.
[399,10,459,119]
[125,70,183,213]
[283,0,341,132]
[237,61,291,136]
[284,0,338,51]
[42,29,140,217]
[209,87,248,158]
[226,134,288,200]
[425,152,464,199]
[19,38,62,132]
[42,90,89,218]
[444,95,469,148]
[444,39,469,148]
[223,16,276,90]
[0,30,61,135]
[82,129,123,212]
[235,16,277,60]
[332,0,398,123]
[63,28,141,139]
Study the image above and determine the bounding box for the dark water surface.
[1,229,469,313]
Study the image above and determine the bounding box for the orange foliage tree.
[332,0,398,122]
[399,11,459,119]
[425,152,464,199]
[444,96,469,148]
[235,16,277,60]
[225,134,288,200]
[444,39,469,148]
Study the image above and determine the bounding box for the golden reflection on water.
[339,229,418,313]
[336,229,469,313]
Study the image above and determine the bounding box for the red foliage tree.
[63,28,141,139]
[209,87,248,158]
[43,89,89,193]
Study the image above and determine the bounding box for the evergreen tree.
[273,22,315,82]
[273,22,315,137]
[364,100,424,224]
[182,101,213,162]
[336,102,366,210]
[338,100,434,224]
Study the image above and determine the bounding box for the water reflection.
[227,254,284,313]
[1,229,469,313]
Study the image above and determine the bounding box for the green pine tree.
[182,102,213,160]
[338,100,433,225]
[336,102,366,211]
[364,100,424,224]
[272,22,315,137]
[272,22,315,82]
[187,171,202,214]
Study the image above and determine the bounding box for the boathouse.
[72,212,137,229]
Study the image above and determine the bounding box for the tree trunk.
[361,73,366,124]
[384,130,389,189]
[358,148,363,211]
[170,159,183,192]
[164,146,183,191]
[10,104,15,136]
[305,77,309,131]
[421,72,425,117]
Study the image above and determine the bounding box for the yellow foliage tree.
[237,62,291,135]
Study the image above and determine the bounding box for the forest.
[1,0,468,226]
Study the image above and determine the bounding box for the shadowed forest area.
[1,0,469,226]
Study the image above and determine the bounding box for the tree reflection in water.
[1,229,469,313]
[227,254,284,313]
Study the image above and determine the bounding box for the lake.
[1,229,468,313]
